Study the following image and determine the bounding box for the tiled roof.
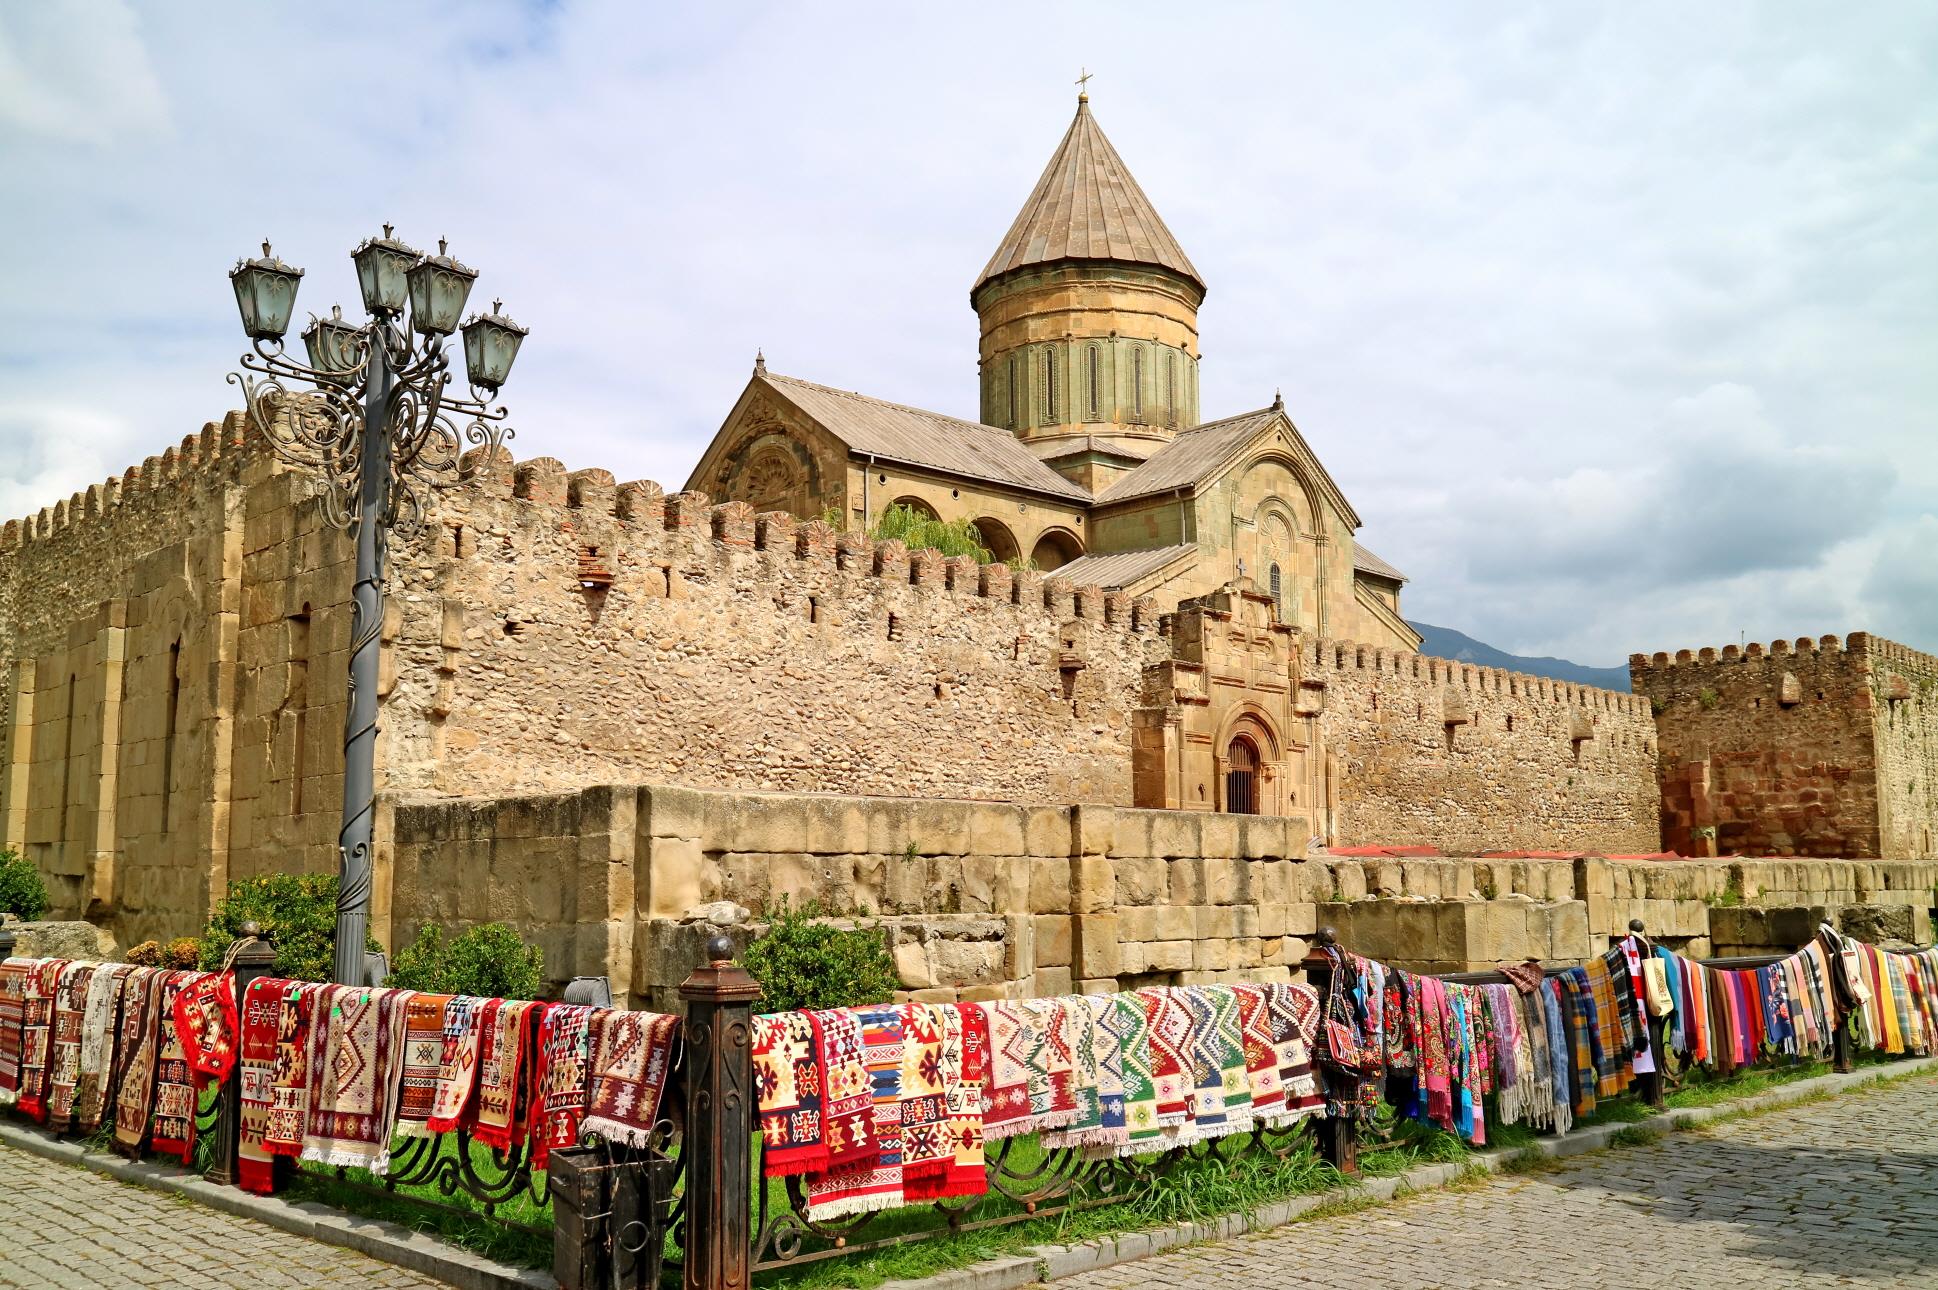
[1352,542,1407,584]
[762,372,1090,502]
[975,98,1202,294]
[1046,543,1197,589]
[1093,407,1281,503]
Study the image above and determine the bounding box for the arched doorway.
[1029,528,1082,572]
[1224,735,1260,815]
[971,517,1021,564]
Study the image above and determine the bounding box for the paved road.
[0,1142,449,1290]
[1063,1074,1938,1290]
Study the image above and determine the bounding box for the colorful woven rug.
[755,1010,825,1177]
[262,982,319,1157]
[0,956,34,1107]
[580,1009,680,1149]
[810,1007,877,1167]
[979,1000,1032,1141]
[896,1002,950,1192]
[531,1003,600,1170]
[471,999,538,1151]
[806,1004,904,1221]
[236,977,290,1195]
[45,961,95,1132]
[393,992,451,1139]
[907,1000,986,1201]
[1143,987,1191,1129]
[1234,984,1285,1123]
[1114,991,1163,1156]
[1043,995,1111,1149]
[172,970,239,1083]
[16,957,66,1122]
[425,995,483,1135]
[74,963,130,1132]
[301,985,410,1174]
[149,972,201,1163]
[112,967,164,1155]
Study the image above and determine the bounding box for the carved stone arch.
[1029,526,1083,573]
[1241,451,1322,538]
[718,426,822,519]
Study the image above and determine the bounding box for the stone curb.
[879,1056,1938,1290]
[0,1120,553,1290]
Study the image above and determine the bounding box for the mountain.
[1407,622,1631,693]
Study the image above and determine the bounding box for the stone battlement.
[1308,636,1650,720]
[1630,632,1878,672]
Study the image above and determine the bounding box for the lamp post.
[227,228,528,985]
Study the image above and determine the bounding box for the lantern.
[229,241,304,340]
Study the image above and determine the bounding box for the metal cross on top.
[1076,67,1093,98]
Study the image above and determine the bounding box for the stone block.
[1071,855,1115,914]
[967,803,1027,856]
[1142,940,1191,972]
[1024,806,1070,857]
[1071,803,1115,857]
[1167,858,1207,906]
[1002,914,1034,981]
[1193,905,1239,940]
[1194,938,1233,971]
[1548,900,1591,960]
[1119,906,1158,942]
[930,938,1005,986]
[1029,858,1071,914]
[1075,914,1119,977]
[644,836,703,919]
[1032,966,1073,998]
[1200,813,1238,858]
[894,940,935,989]
[1117,856,1166,906]
[1155,904,1196,942]
[802,796,870,856]
[1333,863,1368,902]
[1148,811,1201,858]
[769,852,855,911]
[641,784,705,841]
[1076,978,1118,995]
[1033,914,1074,968]
[864,798,916,856]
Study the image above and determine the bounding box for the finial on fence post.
[678,935,762,1290]
[204,924,276,1188]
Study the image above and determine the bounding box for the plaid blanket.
[0,957,35,1106]
[74,963,129,1132]
[1581,956,1632,1098]
[755,1011,825,1177]
[45,961,95,1132]
[262,983,318,1157]
[425,995,483,1135]
[581,1009,680,1149]
[393,992,452,1139]
[301,986,411,1173]
[112,968,165,1155]
[531,1003,600,1170]
[237,978,289,1194]
[807,1005,904,1220]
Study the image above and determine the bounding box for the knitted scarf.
[755,1010,825,1176]
[172,970,239,1083]
[811,1007,877,1166]
[425,995,483,1135]
[261,981,317,1158]
[1539,984,1572,1134]
[393,992,451,1139]
[236,977,289,1195]
[979,1000,1033,1141]
[112,967,164,1155]
[806,1004,904,1221]
[45,961,95,1132]
[1560,970,1599,1113]
[74,963,129,1132]
[472,999,539,1151]
[581,1009,681,1149]
[0,957,34,1106]
[1581,956,1631,1098]
[16,957,65,1122]
[896,1002,951,1190]
[532,1003,600,1170]
[301,986,411,1173]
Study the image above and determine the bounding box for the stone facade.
[1632,633,1938,859]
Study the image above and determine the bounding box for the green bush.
[741,900,899,1013]
[386,923,544,1000]
[197,872,381,982]
[0,850,49,921]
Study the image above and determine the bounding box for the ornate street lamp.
[227,227,524,985]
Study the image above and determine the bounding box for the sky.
[2,2,1933,666]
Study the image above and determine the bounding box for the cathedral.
[685,94,1421,652]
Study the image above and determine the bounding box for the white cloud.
[0,0,169,145]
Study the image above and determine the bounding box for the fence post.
[204,923,275,1188]
[678,933,761,1290]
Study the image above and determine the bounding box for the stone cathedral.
[686,94,1420,652]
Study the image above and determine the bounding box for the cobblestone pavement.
[0,1142,450,1289]
[1062,1074,1938,1289]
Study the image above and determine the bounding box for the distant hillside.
[1407,622,1631,693]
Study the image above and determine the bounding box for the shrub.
[127,940,163,967]
[387,923,545,1000]
[741,899,899,1013]
[0,850,49,922]
[164,937,201,969]
[197,872,381,982]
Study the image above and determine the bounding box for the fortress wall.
[1309,638,1660,854]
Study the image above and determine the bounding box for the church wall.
[840,460,1088,568]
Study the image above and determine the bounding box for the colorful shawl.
[1540,984,1573,1134]
[581,1009,681,1149]
[172,970,239,1083]
[472,999,540,1151]
[237,977,289,1195]
[301,986,411,1173]
[74,963,129,1132]
[0,957,34,1106]
[262,983,318,1157]
[16,957,65,1122]
[425,995,483,1135]
[112,968,164,1154]
[45,961,95,1131]
[807,1005,904,1220]
[532,1003,600,1170]
[896,1003,952,1189]
[394,992,452,1139]
[1023,997,1076,1130]
[755,1010,825,1177]
[811,1007,876,1167]
[1081,993,1129,1151]
[980,1000,1034,1141]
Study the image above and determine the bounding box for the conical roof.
[975,97,1203,296]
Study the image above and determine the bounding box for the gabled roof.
[975,98,1202,295]
[1091,403,1363,529]
[752,371,1091,503]
[1352,542,1407,584]
[1046,543,1197,590]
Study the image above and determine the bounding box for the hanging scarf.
[393,992,452,1139]
[580,1009,681,1149]
[806,1004,904,1220]
[172,970,239,1083]
[236,977,289,1195]
[531,1003,600,1170]
[112,967,165,1154]
[74,963,129,1132]
[301,986,411,1173]
[1420,975,1453,1128]
[425,995,483,1135]
[0,957,36,1107]
[1179,986,1227,1141]
[1558,971,1598,1115]
[896,1002,952,1189]
[1540,983,1572,1134]
[755,1010,826,1177]
[45,961,95,1132]
[261,981,317,1158]
[471,999,539,1151]
[811,1007,877,1166]
[148,972,205,1163]
[979,1000,1033,1141]
[1079,992,1131,1153]
[16,957,66,1122]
